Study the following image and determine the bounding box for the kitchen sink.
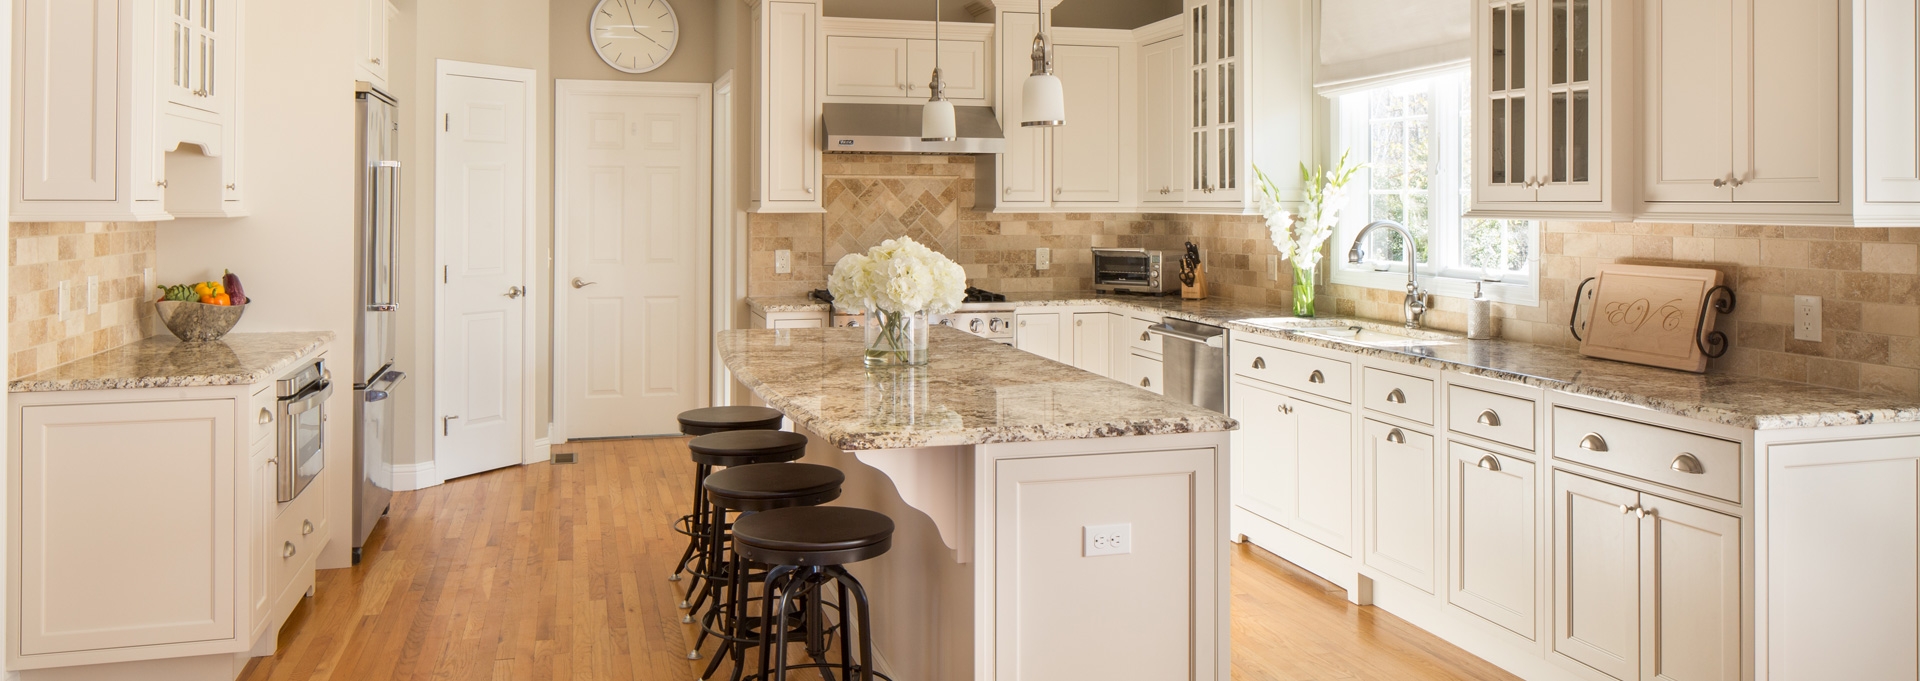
[1237,318,1459,348]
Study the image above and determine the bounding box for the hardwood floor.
[237,437,1520,681]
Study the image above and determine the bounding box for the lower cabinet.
[1015,312,1064,362]
[1231,377,1353,556]
[1552,471,1740,681]
[1130,352,1163,394]
[1013,308,1125,380]
[1447,442,1536,639]
[1071,312,1114,377]
[1362,419,1438,592]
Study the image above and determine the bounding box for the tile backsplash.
[750,154,1920,399]
[9,222,157,378]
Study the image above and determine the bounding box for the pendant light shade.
[921,0,958,141]
[1020,4,1065,127]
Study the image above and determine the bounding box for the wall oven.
[278,358,334,503]
[1092,249,1179,294]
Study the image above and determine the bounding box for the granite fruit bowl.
[154,300,247,342]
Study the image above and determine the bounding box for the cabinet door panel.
[1735,0,1839,202]
[1292,398,1353,555]
[826,36,911,98]
[1071,312,1114,377]
[998,12,1049,204]
[1477,0,1539,202]
[1229,379,1297,527]
[1052,44,1122,203]
[1640,495,1740,681]
[906,39,987,101]
[1863,0,1920,202]
[1141,37,1184,203]
[1642,0,1734,202]
[1015,313,1063,362]
[19,0,119,202]
[1130,352,1164,394]
[1553,472,1640,681]
[19,400,238,655]
[1448,443,1535,639]
[1363,420,1436,591]
[1534,0,1602,202]
[763,2,819,204]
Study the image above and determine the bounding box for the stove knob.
[990,318,1006,333]
[970,318,985,333]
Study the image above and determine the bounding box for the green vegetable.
[157,284,195,302]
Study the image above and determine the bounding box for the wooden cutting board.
[1577,264,1725,373]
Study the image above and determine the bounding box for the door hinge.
[443,265,448,283]
[444,113,450,131]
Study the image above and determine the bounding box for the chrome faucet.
[1346,220,1429,329]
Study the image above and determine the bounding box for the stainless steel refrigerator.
[353,83,405,564]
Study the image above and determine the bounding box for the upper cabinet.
[990,16,1133,210]
[1470,0,1633,220]
[356,0,397,92]
[13,0,247,222]
[1139,32,1187,203]
[821,19,993,104]
[751,0,822,213]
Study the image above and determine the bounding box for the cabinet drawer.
[1232,338,1352,403]
[1129,353,1163,395]
[1127,316,1163,355]
[1363,367,1434,425]
[1446,385,1536,451]
[269,482,323,594]
[250,384,276,448]
[1552,408,1742,503]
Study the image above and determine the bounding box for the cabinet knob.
[156,180,168,188]
[1251,357,1266,369]
[1385,388,1406,404]
[1386,428,1405,444]
[283,541,297,559]
[1018,320,1026,327]
[1633,506,1656,519]
[1005,188,1013,196]
[1728,177,1746,188]
[1277,403,1294,415]
[1713,177,1728,188]
[371,57,383,65]
[1307,369,1325,384]
[1476,454,1502,472]
[1619,504,1637,515]
[302,520,315,536]
[805,186,814,195]
[1670,453,1704,475]
[1578,433,1608,452]
[1476,409,1501,427]
[1055,188,1063,197]
[259,408,273,425]
[227,183,237,191]
[1140,377,1151,387]
[1075,319,1082,327]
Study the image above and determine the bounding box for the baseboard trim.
[532,437,552,465]
[393,461,442,491]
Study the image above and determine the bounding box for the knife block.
[1182,264,1207,300]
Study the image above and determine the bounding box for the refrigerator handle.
[372,160,402,309]
[387,160,401,308]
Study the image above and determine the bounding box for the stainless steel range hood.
[823,103,1007,154]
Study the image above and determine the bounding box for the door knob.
[572,278,597,289]
[504,286,526,299]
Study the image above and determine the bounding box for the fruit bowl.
[154,300,247,342]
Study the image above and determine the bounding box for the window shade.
[1316,0,1471,94]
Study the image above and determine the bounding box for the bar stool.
[696,462,845,681]
[682,430,809,659]
[733,506,895,681]
[671,407,786,609]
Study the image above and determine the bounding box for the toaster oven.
[1092,249,1180,294]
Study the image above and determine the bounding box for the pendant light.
[1020,0,1065,127]
[921,0,958,142]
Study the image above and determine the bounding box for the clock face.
[590,0,679,74]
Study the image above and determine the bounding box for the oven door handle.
[1147,324,1226,349]
[285,381,336,415]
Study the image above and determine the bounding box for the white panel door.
[1229,379,1297,528]
[437,72,529,481]
[1735,0,1839,202]
[19,400,236,655]
[1015,312,1063,362]
[906,39,989,101]
[1291,398,1354,555]
[1642,0,1734,202]
[1553,472,1641,681]
[1052,44,1121,203]
[1363,420,1436,592]
[561,84,710,438]
[1140,36,1184,203]
[1639,494,1741,681]
[1071,312,1113,377]
[998,11,1049,204]
[825,36,911,98]
[1448,443,1536,639]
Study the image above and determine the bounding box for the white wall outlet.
[57,281,71,320]
[1084,523,1132,557]
[1036,247,1051,271]
[1794,295,1822,342]
[143,268,155,292]
[774,249,792,275]
[1268,254,1281,281]
[85,276,99,314]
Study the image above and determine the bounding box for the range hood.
[823,103,1007,154]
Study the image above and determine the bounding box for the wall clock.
[590,0,679,74]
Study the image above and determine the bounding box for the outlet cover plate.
[1794,295,1822,342]
[1036,247,1051,271]
[1084,523,1132,557]
[774,249,792,275]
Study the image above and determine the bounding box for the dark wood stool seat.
[733,506,894,567]
[678,406,784,436]
[687,430,808,467]
[695,463,847,680]
[734,506,896,680]
[703,463,845,513]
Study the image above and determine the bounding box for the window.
[1332,70,1539,305]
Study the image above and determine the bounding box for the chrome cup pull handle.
[1308,369,1325,384]
[258,408,273,425]
[1140,331,1152,341]
[1386,428,1405,444]
[283,541,297,559]
[1477,409,1501,427]
[1140,377,1151,387]
[1386,388,1406,404]
[1578,433,1609,452]
[1476,455,1502,472]
[1252,357,1266,369]
[302,520,315,536]
[1670,453,1704,474]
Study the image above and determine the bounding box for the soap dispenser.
[1467,282,1494,340]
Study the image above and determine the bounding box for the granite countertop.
[9,332,336,392]
[718,326,1238,450]
[743,292,1920,430]
[748,296,831,315]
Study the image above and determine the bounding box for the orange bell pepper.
[212,293,232,306]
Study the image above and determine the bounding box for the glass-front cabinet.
[1472,0,1626,218]
[1188,0,1243,206]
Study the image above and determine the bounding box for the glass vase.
[1292,264,1317,317]
[864,307,930,367]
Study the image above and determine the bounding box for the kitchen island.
[717,326,1237,681]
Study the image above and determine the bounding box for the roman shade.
[1316,0,1472,93]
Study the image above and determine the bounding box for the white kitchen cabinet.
[906,39,988,102]
[1470,0,1634,219]
[1139,34,1186,203]
[751,308,828,329]
[1230,377,1353,556]
[752,0,822,213]
[1130,352,1163,394]
[1071,312,1115,376]
[820,19,992,104]
[1362,419,1437,592]
[162,0,230,116]
[825,36,915,98]
[1052,44,1122,203]
[995,11,1050,207]
[1552,472,1641,680]
[1178,0,1312,213]
[1230,377,1297,528]
[356,0,396,91]
[1015,311,1064,363]
[1447,442,1535,639]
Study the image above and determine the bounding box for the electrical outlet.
[85,276,99,314]
[143,268,155,292]
[57,281,71,321]
[1794,295,1822,342]
[1036,247,1051,270]
[1268,254,1281,281]
[1084,523,1132,557]
[774,249,792,275]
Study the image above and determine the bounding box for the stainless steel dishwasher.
[1148,317,1228,413]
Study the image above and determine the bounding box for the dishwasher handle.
[1147,324,1226,349]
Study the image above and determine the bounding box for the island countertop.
[717,326,1238,450]
[9,332,335,392]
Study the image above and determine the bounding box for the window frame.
[1327,70,1541,307]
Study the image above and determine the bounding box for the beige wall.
[8,223,157,378]
[551,0,717,82]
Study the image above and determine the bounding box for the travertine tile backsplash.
[750,154,1920,399]
[9,222,157,378]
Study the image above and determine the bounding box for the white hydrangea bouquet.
[1255,149,1362,317]
[828,236,967,367]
